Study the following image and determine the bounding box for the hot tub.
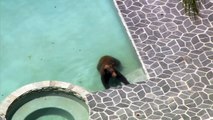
[0,81,90,120]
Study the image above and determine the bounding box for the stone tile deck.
[87,0,213,119]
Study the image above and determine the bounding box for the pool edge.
[112,0,150,80]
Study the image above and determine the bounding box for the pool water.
[0,0,146,102]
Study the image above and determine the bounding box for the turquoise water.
[0,0,146,102]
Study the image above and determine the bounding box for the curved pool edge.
[0,81,90,119]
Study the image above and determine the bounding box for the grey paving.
[87,0,213,119]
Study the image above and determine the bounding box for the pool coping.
[0,81,90,119]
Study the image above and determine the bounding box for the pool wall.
[87,0,213,119]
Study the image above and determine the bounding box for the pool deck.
[87,0,213,120]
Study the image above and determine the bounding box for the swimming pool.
[0,0,147,102]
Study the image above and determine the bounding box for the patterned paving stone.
[86,0,213,119]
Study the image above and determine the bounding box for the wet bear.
[97,55,130,89]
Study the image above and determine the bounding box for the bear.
[97,55,130,89]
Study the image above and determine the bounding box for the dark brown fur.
[97,56,130,89]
